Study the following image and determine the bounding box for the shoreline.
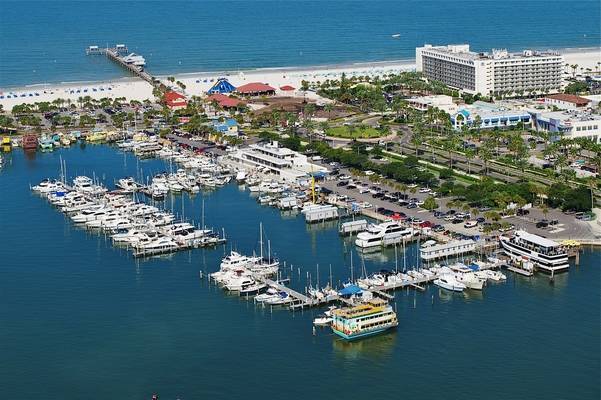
[1,47,599,108]
[3,46,600,91]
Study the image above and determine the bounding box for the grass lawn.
[326,125,385,139]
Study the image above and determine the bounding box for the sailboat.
[391,33,401,38]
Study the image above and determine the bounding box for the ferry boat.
[355,221,414,248]
[499,230,569,273]
[330,298,398,340]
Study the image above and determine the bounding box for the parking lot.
[318,163,597,241]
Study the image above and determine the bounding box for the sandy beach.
[1,48,599,109]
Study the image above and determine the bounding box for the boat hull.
[332,323,397,341]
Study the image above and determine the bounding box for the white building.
[230,141,328,182]
[529,110,601,143]
[408,95,457,113]
[416,44,564,97]
[451,101,532,130]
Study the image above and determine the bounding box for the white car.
[361,202,373,209]
[419,187,431,193]
[365,170,375,176]
[339,175,351,180]
[464,220,478,228]
[407,183,418,188]
[359,187,370,194]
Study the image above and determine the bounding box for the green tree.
[423,196,439,210]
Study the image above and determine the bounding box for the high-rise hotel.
[416,44,564,96]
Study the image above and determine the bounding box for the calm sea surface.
[0,146,599,399]
[0,0,600,87]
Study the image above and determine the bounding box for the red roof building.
[164,91,188,110]
[544,93,591,110]
[280,85,296,91]
[206,93,245,108]
[235,82,276,96]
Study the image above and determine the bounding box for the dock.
[86,44,158,87]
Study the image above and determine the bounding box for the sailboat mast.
[259,222,263,260]
[350,251,354,282]
[395,243,398,273]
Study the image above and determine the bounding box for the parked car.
[337,181,348,187]
[464,220,478,228]
[433,224,445,232]
[516,208,530,216]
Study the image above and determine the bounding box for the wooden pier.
[86,44,158,86]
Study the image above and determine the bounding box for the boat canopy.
[338,285,362,297]
[468,263,480,271]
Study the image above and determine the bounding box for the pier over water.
[86,44,158,86]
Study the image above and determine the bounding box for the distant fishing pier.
[86,44,158,87]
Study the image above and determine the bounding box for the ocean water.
[0,0,600,87]
[0,146,599,400]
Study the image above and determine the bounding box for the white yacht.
[434,274,466,292]
[32,179,65,194]
[116,177,144,192]
[136,236,179,252]
[355,221,414,248]
[500,230,569,273]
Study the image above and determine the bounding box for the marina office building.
[416,44,564,96]
[230,141,328,182]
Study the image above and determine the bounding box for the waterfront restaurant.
[235,82,276,97]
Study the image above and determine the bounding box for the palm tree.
[464,147,476,174]
[324,103,334,119]
[570,64,578,77]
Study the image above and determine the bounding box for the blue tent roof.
[468,263,480,271]
[338,284,362,296]
[207,78,236,94]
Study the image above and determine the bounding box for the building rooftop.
[236,82,276,94]
[206,93,244,108]
[420,44,562,61]
[545,93,591,106]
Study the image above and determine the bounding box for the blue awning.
[338,284,362,296]
[468,263,480,271]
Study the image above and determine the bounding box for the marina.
[1,144,599,400]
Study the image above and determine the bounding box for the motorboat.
[116,177,144,192]
[264,291,292,305]
[355,221,414,248]
[434,274,466,292]
[32,179,65,194]
[254,287,279,302]
[475,270,507,282]
[313,314,333,326]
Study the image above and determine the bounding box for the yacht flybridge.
[355,221,414,249]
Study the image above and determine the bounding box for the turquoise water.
[1,0,600,87]
[0,146,599,399]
